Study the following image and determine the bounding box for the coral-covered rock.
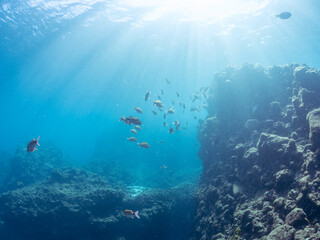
[307,108,320,149]
[0,168,124,239]
[0,168,196,240]
[5,145,67,191]
[258,133,296,159]
[285,208,307,227]
[294,65,320,92]
[274,169,294,190]
[195,64,320,240]
[245,119,261,130]
[267,224,295,240]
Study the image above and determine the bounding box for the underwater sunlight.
[1,0,320,239]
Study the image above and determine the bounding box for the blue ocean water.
[1,1,320,239]
[0,0,319,198]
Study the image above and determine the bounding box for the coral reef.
[4,144,67,191]
[0,168,196,240]
[195,64,320,239]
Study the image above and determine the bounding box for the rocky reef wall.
[195,64,320,239]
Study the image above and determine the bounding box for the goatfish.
[123,209,140,219]
[27,136,40,153]
[138,142,150,148]
[131,129,137,134]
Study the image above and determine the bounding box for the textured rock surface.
[307,108,320,149]
[5,145,67,191]
[0,168,196,240]
[195,64,320,240]
[285,208,307,227]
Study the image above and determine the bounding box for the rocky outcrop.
[306,108,320,150]
[195,64,320,240]
[5,145,67,191]
[0,168,124,239]
[0,168,196,240]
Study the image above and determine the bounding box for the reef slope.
[195,64,320,240]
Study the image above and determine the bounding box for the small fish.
[152,110,158,115]
[153,100,163,108]
[131,129,137,134]
[190,106,200,112]
[161,165,168,170]
[135,126,141,131]
[145,91,151,101]
[165,78,170,84]
[134,107,143,114]
[203,86,209,92]
[179,102,182,106]
[123,209,140,219]
[120,116,142,125]
[163,114,166,119]
[276,11,292,19]
[27,136,40,152]
[176,92,180,97]
[161,89,164,95]
[172,100,175,105]
[127,137,137,142]
[167,107,175,114]
[168,127,174,134]
[158,140,165,144]
[138,142,150,148]
[192,93,200,102]
[158,95,162,100]
[163,122,168,127]
[173,120,180,130]
[183,103,186,109]
[304,217,310,225]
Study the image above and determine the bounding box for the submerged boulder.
[307,108,320,149]
[257,133,297,166]
[285,208,307,227]
[245,119,261,130]
[294,66,320,92]
[267,224,295,240]
[274,169,294,190]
